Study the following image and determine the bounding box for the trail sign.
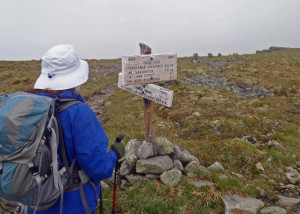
[118,73,174,107]
[122,54,177,85]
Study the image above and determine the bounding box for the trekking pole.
[111,134,124,214]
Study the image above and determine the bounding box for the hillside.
[0,48,300,213]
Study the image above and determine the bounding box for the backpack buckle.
[28,163,39,176]
[73,177,81,184]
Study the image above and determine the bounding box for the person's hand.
[110,134,125,160]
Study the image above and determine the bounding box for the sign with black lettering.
[122,54,177,85]
[118,73,174,107]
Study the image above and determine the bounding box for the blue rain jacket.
[30,90,117,214]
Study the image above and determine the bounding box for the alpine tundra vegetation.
[1,48,300,213]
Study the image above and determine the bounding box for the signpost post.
[119,43,177,156]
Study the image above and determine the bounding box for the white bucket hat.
[34,45,89,90]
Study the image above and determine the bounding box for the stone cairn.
[190,53,200,63]
[103,137,204,188]
[208,53,213,58]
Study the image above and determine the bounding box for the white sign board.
[118,73,174,107]
[122,54,177,86]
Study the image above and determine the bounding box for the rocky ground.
[86,82,300,214]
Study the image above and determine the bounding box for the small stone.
[260,206,287,214]
[256,187,266,197]
[267,140,285,150]
[256,162,265,173]
[277,194,300,208]
[285,172,300,184]
[185,161,211,177]
[266,158,272,164]
[207,162,225,171]
[160,169,182,187]
[268,179,277,185]
[173,160,184,172]
[231,171,245,180]
[155,137,174,156]
[104,101,113,106]
[223,194,264,214]
[296,161,300,168]
[191,180,214,188]
[137,141,155,159]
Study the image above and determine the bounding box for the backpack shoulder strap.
[55,98,83,112]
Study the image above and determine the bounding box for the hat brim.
[34,60,89,90]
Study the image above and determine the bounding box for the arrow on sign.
[118,73,174,107]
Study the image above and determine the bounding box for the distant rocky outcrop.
[181,73,270,98]
[256,46,287,54]
[208,53,213,58]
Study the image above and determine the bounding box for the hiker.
[30,45,125,213]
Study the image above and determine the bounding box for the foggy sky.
[0,0,299,60]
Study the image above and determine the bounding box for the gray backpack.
[0,92,92,214]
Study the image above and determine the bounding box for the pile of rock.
[181,73,270,98]
[256,46,287,54]
[191,53,200,63]
[105,137,205,187]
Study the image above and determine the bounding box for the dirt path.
[85,83,118,124]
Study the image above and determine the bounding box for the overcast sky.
[0,0,299,60]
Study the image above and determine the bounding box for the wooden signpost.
[118,43,177,155]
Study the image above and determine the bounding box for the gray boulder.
[208,53,213,58]
[125,139,143,155]
[160,169,182,187]
[185,161,211,177]
[125,174,148,185]
[191,180,214,188]
[120,153,138,176]
[208,162,225,171]
[285,167,300,184]
[137,141,155,159]
[223,194,264,214]
[268,140,285,150]
[260,206,287,214]
[277,194,300,208]
[173,144,199,164]
[156,137,174,156]
[173,160,184,172]
[136,155,173,174]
